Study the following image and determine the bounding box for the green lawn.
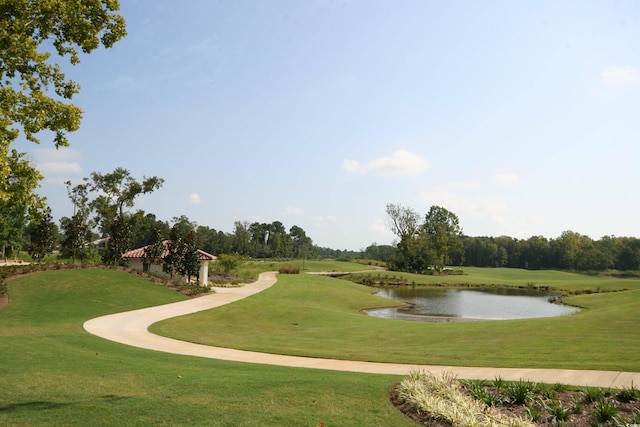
[345,267,638,292]
[0,269,413,426]
[2,267,639,426]
[154,269,640,371]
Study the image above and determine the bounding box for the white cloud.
[285,207,305,215]
[601,66,640,86]
[492,173,519,185]
[343,159,360,173]
[344,150,430,177]
[417,190,478,215]
[369,219,393,236]
[38,161,83,175]
[189,193,201,204]
[312,215,338,224]
[31,148,82,177]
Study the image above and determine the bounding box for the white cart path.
[83,272,640,388]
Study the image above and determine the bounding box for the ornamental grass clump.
[396,371,536,427]
[278,265,300,274]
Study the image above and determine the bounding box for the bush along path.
[83,272,640,389]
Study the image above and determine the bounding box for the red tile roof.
[122,241,216,261]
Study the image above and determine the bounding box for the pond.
[366,286,580,322]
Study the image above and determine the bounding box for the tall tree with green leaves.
[60,213,89,262]
[143,224,166,272]
[386,204,464,273]
[422,205,464,272]
[27,207,56,262]
[89,167,164,234]
[164,222,199,283]
[0,150,45,257]
[85,167,163,264]
[1,0,126,198]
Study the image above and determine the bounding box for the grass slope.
[154,270,640,371]
[0,269,413,426]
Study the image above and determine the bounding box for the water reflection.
[367,287,580,322]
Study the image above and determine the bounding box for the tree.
[60,213,89,261]
[84,167,163,264]
[165,222,199,283]
[143,224,166,272]
[89,167,164,234]
[180,230,200,284]
[267,221,291,258]
[386,204,464,274]
[231,221,250,255]
[215,253,244,274]
[28,207,56,262]
[0,150,45,257]
[385,203,420,241]
[290,225,314,259]
[421,206,464,271]
[1,0,126,198]
[104,213,130,265]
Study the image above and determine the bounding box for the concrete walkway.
[83,272,640,389]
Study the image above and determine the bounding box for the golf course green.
[1,265,638,425]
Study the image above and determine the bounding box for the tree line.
[17,166,316,265]
[383,203,640,273]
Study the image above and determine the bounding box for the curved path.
[84,272,640,388]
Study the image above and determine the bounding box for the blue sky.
[19,0,640,250]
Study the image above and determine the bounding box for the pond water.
[366,286,580,322]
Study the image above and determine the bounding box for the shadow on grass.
[0,395,131,413]
[0,401,70,413]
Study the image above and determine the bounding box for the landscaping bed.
[392,372,640,426]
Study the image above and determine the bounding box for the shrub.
[616,383,640,403]
[278,265,300,274]
[546,399,570,421]
[505,380,537,405]
[593,398,618,423]
[215,253,244,274]
[582,387,604,403]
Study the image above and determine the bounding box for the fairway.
[0,269,414,426]
[154,268,640,372]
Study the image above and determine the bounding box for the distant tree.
[231,221,250,255]
[28,207,56,262]
[290,225,314,259]
[60,213,90,261]
[165,222,199,283]
[386,203,420,241]
[104,214,131,265]
[89,167,164,235]
[78,167,164,264]
[422,205,464,271]
[215,253,244,274]
[196,225,231,256]
[267,221,291,258]
[130,211,169,248]
[180,230,200,283]
[249,222,271,258]
[364,243,396,262]
[143,225,166,272]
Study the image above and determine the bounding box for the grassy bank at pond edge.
[154,268,640,371]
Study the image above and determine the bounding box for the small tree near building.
[28,207,56,262]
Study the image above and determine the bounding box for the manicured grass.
[276,259,381,273]
[155,270,640,371]
[0,269,414,426]
[346,267,638,292]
